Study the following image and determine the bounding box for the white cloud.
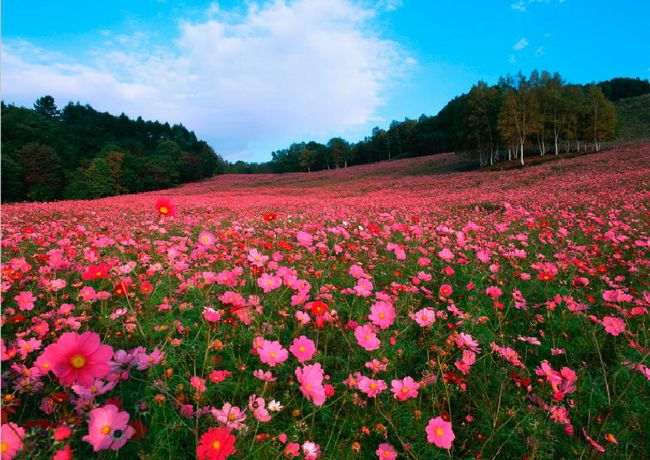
[513,38,529,50]
[512,0,565,12]
[508,54,517,64]
[535,45,545,56]
[511,1,526,12]
[1,0,406,161]
[375,0,403,12]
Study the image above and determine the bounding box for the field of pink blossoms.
[1,144,649,459]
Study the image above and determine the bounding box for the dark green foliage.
[597,77,650,101]
[614,94,650,140]
[1,98,226,202]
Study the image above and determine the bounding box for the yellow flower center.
[435,428,444,436]
[70,354,86,369]
[100,425,112,435]
[379,313,385,319]
[299,346,305,352]
[1,442,8,453]
[212,440,222,450]
[369,383,377,390]
[227,413,237,421]
[401,387,409,393]
[305,385,312,391]
[269,352,276,358]
[364,335,370,340]
[159,206,169,214]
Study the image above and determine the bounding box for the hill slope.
[616,94,650,140]
[4,143,649,220]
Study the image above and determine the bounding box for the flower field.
[1,144,649,459]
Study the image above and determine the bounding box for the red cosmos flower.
[537,272,555,281]
[197,426,237,460]
[307,301,329,317]
[82,264,110,281]
[114,282,129,297]
[263,212,277,222]
[155,198,176,217]
[139,281,154,295]
[277,241,293,251]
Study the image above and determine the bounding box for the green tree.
[328,137,351,168]
[299,148,316,172]
[586,85,617,151]
[33,95,60,119]
[16,142,64,201]
[84,157,115,198]
[1,154,25,201]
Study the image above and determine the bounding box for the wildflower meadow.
[1,144,648,459]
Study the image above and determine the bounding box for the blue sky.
[3,0,649,161]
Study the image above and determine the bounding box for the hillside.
[616,94,650,140]
[4,142,649,219]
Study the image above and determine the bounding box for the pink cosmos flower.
[390,376,420,401]
[14,291,36,311]
[135,348,165,370]
[301,441,321,460]
[295,363,326,406]
[17,338,42,360]
[349,264,366,278]
[197,231,216,247]
[258,273,282,293]
[248,394,272,422]
[258,340,289,367]
[602,316,626,336]
[190,376,207,393]
[368,301,396,330]
[253,369,277,381]
[1,423,25,459]
[79,286,98,302]
[296,231,314,246]
[426,416,455,449]
[365,359,387,373]
[355,324,381,351]
[438,248,454,261]
[454,350,476,375]
[248,248,269,267]
[455,333,481,352]
[212,403,247,431]
[289,336,316,363]
[354,278,374,297]
[517,336,542,346]
[413,307,436,327]
[376,443,397,460]
[485,286,503,298]
[357,376,387,398]
[285,442,301,457]
[40,331,113,387]
[202,307,222,323]
[82,404,134,452]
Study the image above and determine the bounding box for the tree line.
[1,97,226,202]
[247,74,647,173]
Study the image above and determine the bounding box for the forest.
[240,74,649,174]
[2,74,648,201]
[1,98,226,202]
